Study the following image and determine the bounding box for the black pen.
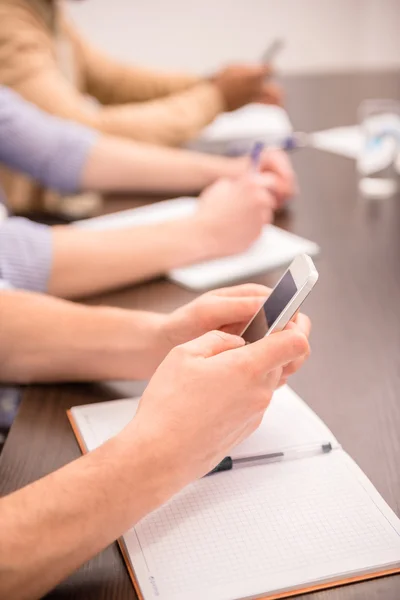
[207,442,333,475]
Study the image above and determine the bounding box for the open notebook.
[68,386,400,600]
[78,198,319,291]
[185,104,292,156]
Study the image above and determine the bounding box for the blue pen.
[250,141,265,171]
[231,134,308,159]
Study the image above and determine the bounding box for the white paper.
[77,197,197,231]
[232,385,339,458]
[186,104,292,155]
[126,451,400,600]
[70,385,337,456]
[77,198,320,291]
[195,104,292,143]
[169,225,319,291]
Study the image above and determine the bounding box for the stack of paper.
[186,103,292,155]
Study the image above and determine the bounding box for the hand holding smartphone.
[241,254,318,343]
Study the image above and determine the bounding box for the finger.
[261,206,274,225]
[182,330,245,359]
[277,376,288,388]
[254,188,278,212]
[261,63,274,77]
[226,329,310,376]
[245,64,271,78]
[210,283,271,299]
[254,89,283,107]
[261,149,295,184]
[199,294,266,330]
[286,313,311,338]
[252,173,280,203]
[281,353,308,378]
[256,166,294,206]
[220,320,252,335]
[261,82,284,104]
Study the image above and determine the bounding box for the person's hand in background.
[195,174,276,258]
[258,149,297,208]
[211,63,283,111]
[231,150,297,209]
[122,324,310,494]
[254,79,284,107]
[211,64,272,111]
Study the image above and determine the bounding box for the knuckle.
[238,354,259,379]
[170,343,190,361]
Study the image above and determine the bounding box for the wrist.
[212,155,248,180]
[174,216,219,264]
[125,311,168,380]
[92,306,167,381]
[113,421,185,520]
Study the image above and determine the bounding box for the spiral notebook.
[78,198,319,291]
[68,386,400,600]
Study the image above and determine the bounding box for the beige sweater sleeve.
[0,0,224,146]
[65,19,204,104]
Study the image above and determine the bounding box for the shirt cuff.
[0,217,52,292]
[45,124,99,194]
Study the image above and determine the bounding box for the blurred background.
[68,0,400,75]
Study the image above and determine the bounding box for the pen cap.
[207,456,233,476]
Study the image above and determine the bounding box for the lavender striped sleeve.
[0,86,98,193]
[0,217,52,292]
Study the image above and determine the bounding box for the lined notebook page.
[70,385,338,455]
[76,197,319,291]
[126,451,400,600]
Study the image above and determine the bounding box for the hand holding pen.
[248,141,298,207]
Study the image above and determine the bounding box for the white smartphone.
[241,254,318,342]
[261,38,285,64]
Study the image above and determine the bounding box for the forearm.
[0,432,174,600]
[86,54,201,104]
[49,216,214,298]
[0,291,164,383]
[82,135,245,195]
[94,82,225,146]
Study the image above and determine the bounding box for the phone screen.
[242,270,298,343]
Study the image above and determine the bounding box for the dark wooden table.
[1,71,400,599]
